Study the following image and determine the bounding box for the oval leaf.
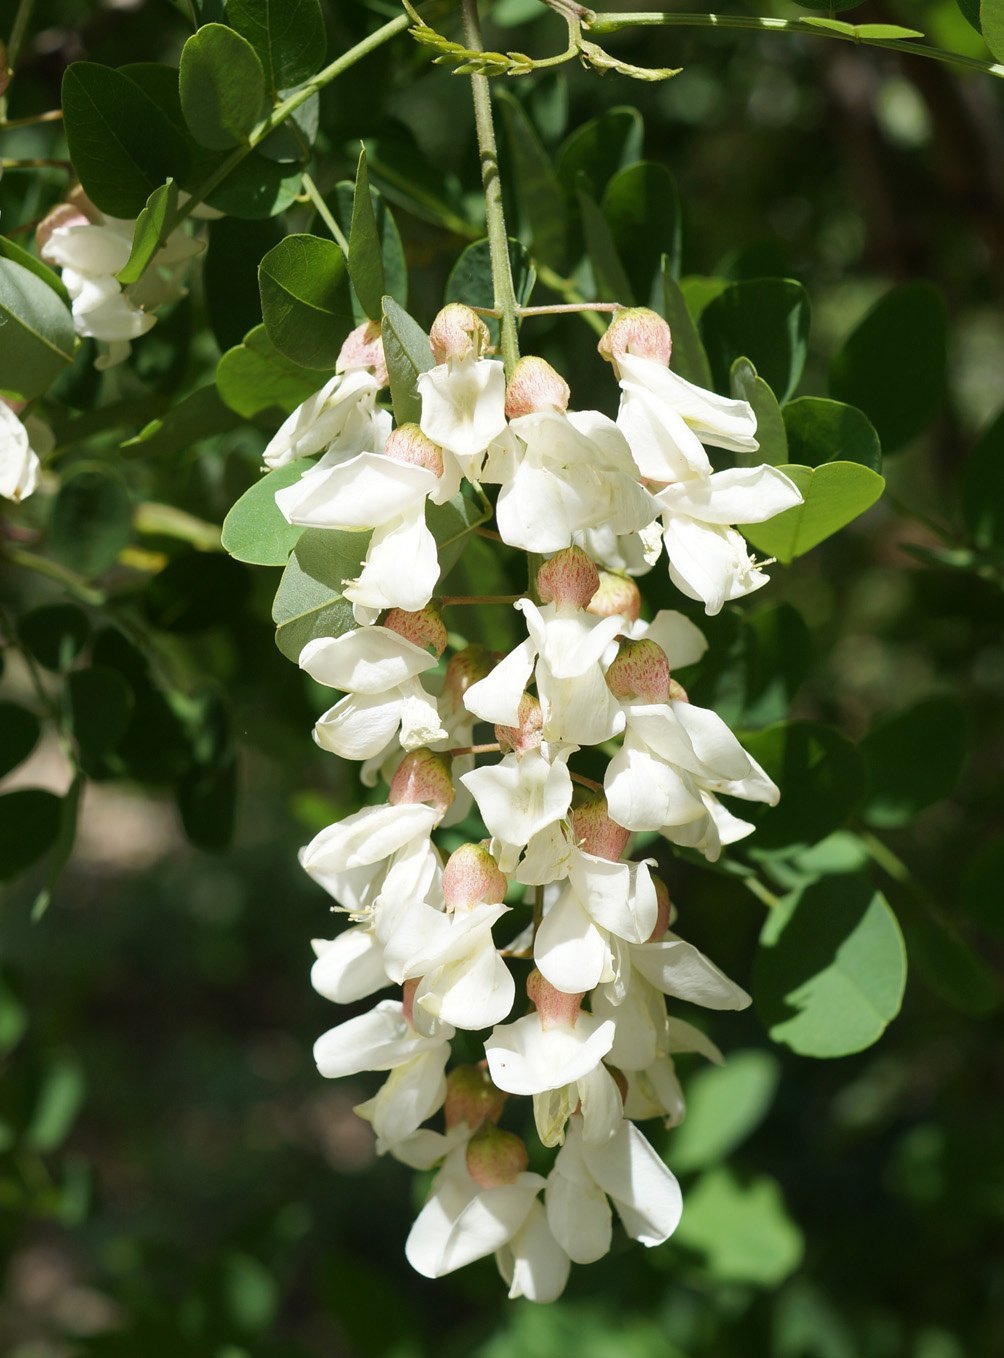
[348,146,384,321]
[226,0,326,90]
[0,703,42,779]
[0,789,63,882]
[0,258,76,401]
[740,461,885,563]
[18,604,92,673]
[782,396,881,472]
[741,720,865,853]
[603,160,682,302]
[701,279,810,404]
[381,297,434,426]
[259,234,354,369]
[222,463,307,565]
[217,323,331,418]
[179,23,268,150]
[48,463,133,577]
[859,696,968,829]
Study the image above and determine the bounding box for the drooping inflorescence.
[275,303,802,1301]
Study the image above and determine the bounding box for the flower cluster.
[275,304,800,1300]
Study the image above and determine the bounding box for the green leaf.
[205,217,282,351]
[427,492,491,579]
[217,323,331,419]
[191,144,304,220]
[859,697,967,829]
[0,790,63,882]
[226,0,326,90]
[829,283,946,453]
[18,604,91,673]
[348,146,384,321]
[123,385,242,458]
[364,130,472,238]
[271,527,370,661]
[782,396,881,472]
[116,179,178,285]
[556,106,644,196]
[445,237,536,347]
[48,463,133,577]
[669,1051,781,1174]
[661,263,713,388]
[222,463,307,565]
[673,1169,804,1286]
[0,235,70,306]
[257,90,318,164]
[179,23,268,150]
[730,358,787,467]
[31,774,82,920]
[957,0,981,34]
[61,62,191,218]
[327,181,407,316]
[755,875,907,1057]
[603,161,682,302]
[962,837,1004,940]
[701,278,810,403]
[740,461,885,563]
[381,297,435,426]
[177,688,236,850]
[792,0,863,9]
[26,1052,86,1152]
[741,720,866,852]
[68,668,134,769]
[259,234,354,369]
[0,703,41,779]
[962,408,1004,550]
[496,90,568,271]
[801,18,924,38]
[0,258,76,401]
[902,912,999,1016]
[0,977,28,1056]
[577,186,633,304]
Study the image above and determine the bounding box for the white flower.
[496,1200,571,1303]
[490,408,658,554]
[263,370,391,468]
[299,802,441,914]
[299,628,445,762]
[545,1114,682,1261]
[354,1041,451,1154]
[461,747,573,875]
[313,997,453,1079]
[0,403,42,502]
[311,927,390,1005]
[418,353,507,474]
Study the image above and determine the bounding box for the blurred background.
[1,1,1003,1354]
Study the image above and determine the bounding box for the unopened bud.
[388,749,455,815]
[384,605,448,658]
[505,356,570,418]
[35,201,91,260]
[383,423,444,477]
[429,303,490,364]
[402,977,420,1027]
[527,969,583,1030]
[647,876,673,942]
[495,691,543,755]
[668,678,689,703]
[587,571,641,622]
[443,645,494,707]
[445,1063,507,1131]
[604,638,672,705]
[536,547,599,611]
[443,842,507,910]
[598,307,672,373]
[466,1124,529,1188]
[336,319,389,386]
[571,792,630,862]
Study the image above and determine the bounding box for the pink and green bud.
[336,319,389,386]
[445,1063,507,1132]
[597,307,673,373]
[443,644,494,708]
[443,842,507,910]
[587,571,642,623]
[668,678,689,703]
[388,749,455,816]
[504,356,570,418]
[536,547,600,611]
[495,691,543,756]
[383,423,444,477]
[571,792,631,862]
[429,303,491,364]
[527,969,584,1030]
[465,1124,529,1188]
[647,876,673,942]
[605,638,672,705]
[384,605,448,658]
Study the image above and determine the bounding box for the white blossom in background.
[276,302,805,1301]
[0,401,49,502]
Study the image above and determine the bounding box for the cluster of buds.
[274,304,799,1300]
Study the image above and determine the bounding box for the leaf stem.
[449,742,502,756]
[439,593,522,606]
[585,11,1004,81]
[0,107,62,130]
[0,0,35,119]
[3,545,106,606]
[459,0,520,378]
[570,770,604,793]
[301,171,350,255]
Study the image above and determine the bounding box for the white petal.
[344,508,440,616]
[660,464,802,526]
[604,737,706,833]
[534,886,608,994]
[496,459,577,553]
[630,935,751,1010]
[0,404,40,502]
[580,1119,683,1246]
[300,803,437,876]
[418,355,508,461]
[310,927,389,1003]
[299,627,437,693]
[662,515,768,617]
[313,998,452,1076]
[397,679,447,750]
[462,637,536,727]
[358,1043,449,1145]
[314,691,403,760]
[485,1012,615,1096]
[546,1126,613,1264]
[405,1166,543,1277]
[275,451,436,529]
[497,1200,571,1302]
[618,352,758,454]
[640,609,708,669]
[462,750,572,850]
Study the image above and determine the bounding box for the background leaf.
[222,464,307,566]
[48,463,133,577]
[701,279,810,403]
[859,697,968,829]
[603,161,682,301]
[259,234,354,368]
[0,258,76,401]
[226,0,326,90]
[782,397,882,472]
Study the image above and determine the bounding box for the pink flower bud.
[388,749,455,816]
[598,307,673,373]
[465,1124,529,1188]
[668,678,689,703]
[587,571,642,622]
[443,842,507,910]
[604,638,672,705]
[536,547,600,611]
[445,1063,507,1131]
[35,201,91,260]
[504,356,570,418]
[495,691,543,756]
[443,645,494,708]
[384,605,448,658]
[527,969,584,1030]
[647,876,673,942]
[383,423,444,477]
[402,977,420,1027]
[336,319,389,386]
[571,792,631,862]
[429,303,491,364]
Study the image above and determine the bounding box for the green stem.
[535,263,608,336]
[3,545,106,606]
[0,108,62,130]
[0,0,35,119]
[301,171,350,254]
[742,874,781,910]
[459,0,520,378]
[586,11,1004,81]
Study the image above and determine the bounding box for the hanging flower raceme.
[276,300,802,1301]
